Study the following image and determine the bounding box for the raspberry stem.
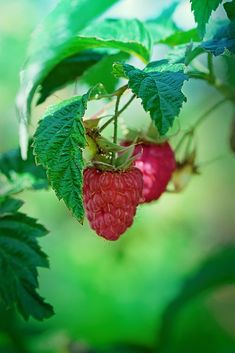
[99,94,136,132]
[112,94,122,164]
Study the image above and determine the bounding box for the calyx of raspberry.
[88,134,140,172]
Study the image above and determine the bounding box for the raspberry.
[123,142,176,203]
[83,167,143,240]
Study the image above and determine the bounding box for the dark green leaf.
[0,198,23,215]
[224,0,235,21]
[37,50,105,105]
[123,61,188,134]
[158,245,235,347]
[33,94,88,223]
[190,0,223,37]
[201,21,235,55]
[145,2,178,43]
[0,198,53,320]
[81,51,129,93]
[0,144,48,195]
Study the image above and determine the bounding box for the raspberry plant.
[0,0,235,330]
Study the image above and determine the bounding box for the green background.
[0,1,234,352]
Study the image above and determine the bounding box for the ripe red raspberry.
[83,167,143,241]
[123,142,176,203]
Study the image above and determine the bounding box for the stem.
[111,93,126,165]
[113,95,121,145]
[99,94,136,132]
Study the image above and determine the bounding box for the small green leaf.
[158,245,235,347]
[0,197,53,320]
[112,62,128,79]
[224,0,235,21]
[0,144,48,195]
[33,93,91,223]
[0,198,23,215]
[145,2,179,43]
[190,0,223,37]
[123,61,188,134]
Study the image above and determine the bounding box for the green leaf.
[224,0,235,21]
[0,197,53,320]
[0,198,23,215]
[160,28,200,46]
[190,0,223,37]
[123,60,188,134]
[33,94,88,224]
[0,144,48,196]
[37,50,106,105]
[145,2,179,43]
[201,21,235,56]
[81,51,129,93]
[158,245,235,348]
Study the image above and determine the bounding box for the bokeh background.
[0,1,235,353]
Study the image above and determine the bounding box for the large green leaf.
[122,60,188,134]
[157,245,235,349]
[17,16,152,125]
[16,0,120,157]
[0,197,53,320]
[224,0,235,21]
[145,2,179,43]
[190,0,223,37]
[33,86,103,223]
[0,144,48,196]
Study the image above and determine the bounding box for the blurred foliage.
[0,1,235,353]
